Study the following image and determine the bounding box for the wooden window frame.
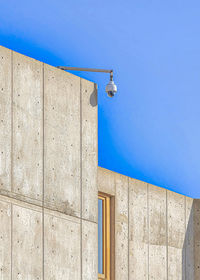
[98,192,114,280]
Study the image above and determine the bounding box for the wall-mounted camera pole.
[57,66,117,97]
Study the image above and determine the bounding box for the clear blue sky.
[1,0,200,197]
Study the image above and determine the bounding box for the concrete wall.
[0,45,199,279]
[98,167,199,280]
[0,46,98,279]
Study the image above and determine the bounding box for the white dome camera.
[105,80,117,97]
[105,71,117,97]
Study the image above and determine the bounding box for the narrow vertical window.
[98,193,111,280]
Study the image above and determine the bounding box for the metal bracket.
[57,66,114,81]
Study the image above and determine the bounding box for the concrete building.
[0,45,199,279]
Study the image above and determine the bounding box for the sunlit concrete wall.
[0,45,199,280]
[0,45,98,279]
[98,167,200,280]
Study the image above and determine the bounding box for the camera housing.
[105,80,117,97]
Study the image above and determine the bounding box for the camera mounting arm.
[56,66,117,97]
[57,66,113,81]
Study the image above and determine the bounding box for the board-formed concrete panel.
[13,51,43,200]
[185,197,194,280]
[44,210,81,280]
[81,79,98,222]
[193,199,200,279]
[167,191,185,280]
[12,204,42,279]
[129,178,148,280]
[1,47,198,280]
[82,220,98,280]
[115,174,128,280]
[0,46,11,192]
[0,200,11,279]
[98,167,116,195]
[44,65,80,217]
[149,184,167,280]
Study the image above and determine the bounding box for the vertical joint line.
[80,78,83,280]
[166,190,168,280]
[147,184,150,279]
[128,177,129,280]
[11,51,13,280]
[184,196,186,279]
[147,184,149,280]
[11,51,13,193]
[11,203,13,280]
[42,63,45,280]
[194,199,196,278]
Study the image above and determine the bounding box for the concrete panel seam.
[147,184,149,280]
[0,189,43,205]
[128,177,129,280]
[11,203,13,280]
[147,184,150,280]
[80,78,83,280]
[13,202,42,213]
[0,190,96,222]
[44,206,93,223]
[194,200,195,278]
[11,50,13,194]
[81,217,97,224]
[184,196,186,279]
[0,193,42,212]
[44,208,81,224]
[42,62,44,280]
[166,189,168,280]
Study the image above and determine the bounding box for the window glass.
[98,193,111,280]
[98,198,103,274]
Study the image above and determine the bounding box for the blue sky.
[1,0,200,197]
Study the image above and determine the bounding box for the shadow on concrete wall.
[90,84,98,107]
[181,199,200,280]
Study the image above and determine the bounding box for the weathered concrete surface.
[129,178,148,280]
[44,64,81,217]
[98,167,115,195]
[115,173,128,280]
[13,51,43,200]
[168,191,185,280]
[186,197,194,280]
[44,209,81,280]
[98,167,197,280]
[82,220,98,280]
[0,188,43,208]
[81,79,98,222]
[193,199,200,279]
[0,46,199,280]
[0,46,11,192]
[0,46,99,280]
[0,200,11,279]
[12,204,42,279]
[149,185,167,280]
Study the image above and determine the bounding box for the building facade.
[0,46,199,279]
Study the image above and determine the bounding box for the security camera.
[105,80,117,97]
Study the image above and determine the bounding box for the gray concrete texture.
[0,45,199,279]
[0,45,97,279]
[98,167,200,279]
